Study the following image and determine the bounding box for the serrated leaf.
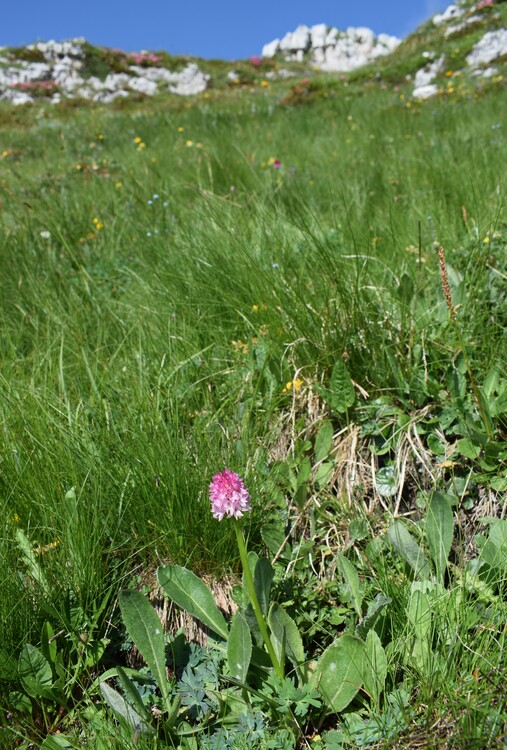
[157,565,229,641]
[426,492,453,583]
[330,360,355,413]
[118,590,170,708]
[227,611,252,683]
[311,635,365,713]
[388,521,431,579]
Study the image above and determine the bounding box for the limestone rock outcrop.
[262,23,400,71]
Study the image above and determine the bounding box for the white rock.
[311,24,328,48]
[279,25,311,54]
[0,61,51,86]
[472,65,498,77]
[445,15,482,37]
[414,55,445,88]
[94,89,130,103]
[127,76,158,95]
[103,72,132,90]
[261,39,280,58]
[166,63,209,95]
[262,23,399,71]
[433,4,464,25]
[1,89,34,104]
[128,65,174,82]
[466,29,507,66]
[412,83,439,99]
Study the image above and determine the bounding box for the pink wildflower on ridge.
[209,469,251,520]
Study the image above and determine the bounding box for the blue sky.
[3,1,451,60]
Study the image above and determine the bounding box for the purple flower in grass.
[209,469,251,520]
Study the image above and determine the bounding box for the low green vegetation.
[0,3,506,747]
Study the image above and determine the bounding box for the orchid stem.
[234,520,284,679]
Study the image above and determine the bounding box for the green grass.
[0,12,506,746]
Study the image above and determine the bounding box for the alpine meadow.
[0,1,506,748]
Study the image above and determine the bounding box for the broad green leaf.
[157,564,229,641]
[426,492,453,583]
[297,456,312,487]
[330,360,355,413]
[315,461,334,487]
[116,665,152,723]
[375,465,397,497]
[15,529,49,594]
[268,603,305,680]
[408,588,431,641]
[356,593,392,639]
[480,520,507,571]
[253,557,274,616]
[261,523,290,560]
[388,521,431,579]
[456,438,481,460]
[311,635,365,713]
[483,368,500,398]
[0,647,18,680]
[227,611,252,682]
[18,644,54,700]
[118,590,170,707]
[41,736,75,749]
[41,621,57,667]
[363,630,387,705]
[337,553,362,619]
[315,420,334,463]
[9,690,32,713]
[100,681,149,731]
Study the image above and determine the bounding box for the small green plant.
[97,471,391,746]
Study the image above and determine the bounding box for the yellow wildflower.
[134,136,142,144]
[282,378,303,394]
[260,80,269,87]
[177,126,184,132]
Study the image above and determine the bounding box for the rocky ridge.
[0,1,506,106]
[411,2,507,98]
[0,39,210,105]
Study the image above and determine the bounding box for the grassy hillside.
[0,2,506,748]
